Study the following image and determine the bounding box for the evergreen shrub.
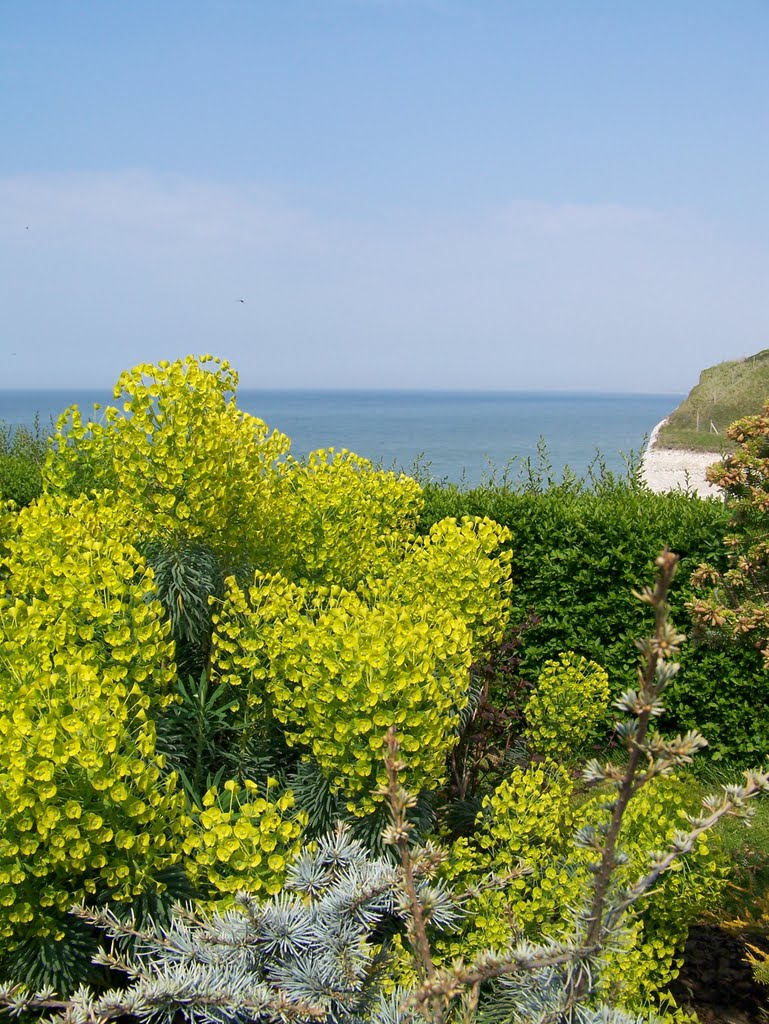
[690,400,769,661]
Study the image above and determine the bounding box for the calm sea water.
[0,389,681,487]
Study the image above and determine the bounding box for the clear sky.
[2,0,768,391]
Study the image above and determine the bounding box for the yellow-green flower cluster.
[369,516,513,654]
[43,355,290,565]
[275,593,475,811]
[271,448,424,587]
[445,761,579,959]
[443,762,724,1012]
[437,644,725,1010]
[2,495,176,699]
[525,652,610,761]
[210,517,511,813]
[210,571,307,702]
[183,779,307,904]
[0,499,17,565]
[2,356,524,949]
[0,495,186,940]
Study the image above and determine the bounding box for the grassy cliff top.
[656,348,769,451]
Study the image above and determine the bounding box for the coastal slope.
[642,347,769,496]
[656,348,769,450]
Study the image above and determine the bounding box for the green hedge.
[419,478,768,764]
[0,420,47,508]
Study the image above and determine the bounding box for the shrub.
[210,517,513,813]
[182,779,307,903]
[525,651,610,761]
[419,476,766,764]
[9,561,767,1024]
[690,399,769,664]
[420,479,729,686]
[443,767,724,1012]
[445,614,536,810]
[270,448,424,587]
[0,357,517,963]
[0,491,315,987]
[43,355,291,568]
[663,644,769,762]
[4,356,760,1016]
[0,494,187,958]
[41,357,431,674]
[433,581,729,1013]
[0,419,47,508]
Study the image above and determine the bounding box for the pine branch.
[380,729,442,1016]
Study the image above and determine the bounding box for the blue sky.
[2,0,768,390]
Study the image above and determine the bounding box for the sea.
[0,389,682,488]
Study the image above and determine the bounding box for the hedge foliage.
[419,476,768,763]
[0,420,47,510]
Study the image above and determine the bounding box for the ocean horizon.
[0,388,683,488]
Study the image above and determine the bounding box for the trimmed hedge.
[419,478,768,764]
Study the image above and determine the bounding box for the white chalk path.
[641,419,724,498]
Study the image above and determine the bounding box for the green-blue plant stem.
[381,728,443,1022]
[589,554,675,932]
[564,551,678,1017]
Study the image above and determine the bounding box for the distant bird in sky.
[236,298,245,303]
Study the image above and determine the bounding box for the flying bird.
[236,298,245,303]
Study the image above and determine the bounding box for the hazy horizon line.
[0,385,686,398]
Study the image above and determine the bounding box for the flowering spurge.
[209,516,512,815]
[43,355,291,569]
[42,355,425,588]
[3,762,769,1024]
[0,493,186,949]
[3,551,769,1024]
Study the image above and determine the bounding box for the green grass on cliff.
[657,348,769,451]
